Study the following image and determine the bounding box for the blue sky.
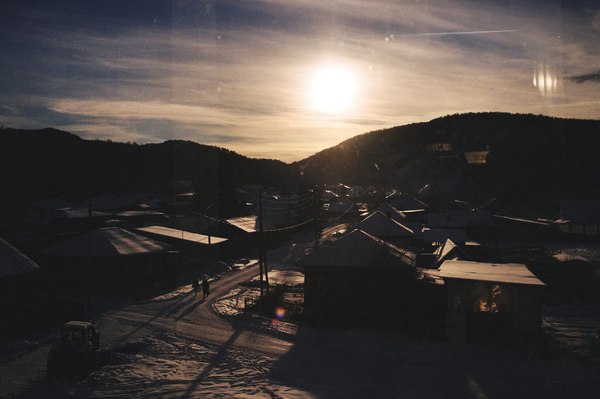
[1,0,599,162]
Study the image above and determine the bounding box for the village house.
[437,260,545,343]
[40,227,173,294]
[298,229,416,328]
[353,211,415,246]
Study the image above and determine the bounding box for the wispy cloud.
[1,1,599,162]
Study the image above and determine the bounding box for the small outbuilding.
[438,260,545,343]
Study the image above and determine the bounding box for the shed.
[438,260,545,343]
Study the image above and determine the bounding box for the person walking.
[192,277,200,297]
[201,277,210,299]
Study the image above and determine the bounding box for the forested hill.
[2,112,600,219]
[295,112,600,216]
[0,128,290,202]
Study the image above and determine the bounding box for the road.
[101,261,296,356]
[0,230,314,398]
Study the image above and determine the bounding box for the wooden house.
[438,260,545,343]
[40,227,173,293]
[298,229,416,328]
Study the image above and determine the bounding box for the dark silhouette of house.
[438,260,545,343]
[298,229,416,328]
[40,227,173,293]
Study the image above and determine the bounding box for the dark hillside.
[0,128,291,212]
[295,113,600,216]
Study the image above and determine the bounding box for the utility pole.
[258,190,264,296]
[258,189,271,296]
[86,201,93,320]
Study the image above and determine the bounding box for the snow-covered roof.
[373,203,406,222]
[0,237,40,278]
[422,228,468,244]
[438,260,545,286]
[42,227,172,257]
[48,207,111,221]
[226,216,257,233]
[136,226,228,245]
[298,229,414,268]
[356,211,414,238]
[435,239,471,266]
[385,191,427,210]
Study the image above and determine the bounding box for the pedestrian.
[201,277,210,299]
[192,277,200,297]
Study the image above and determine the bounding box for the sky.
[1,0,599,162]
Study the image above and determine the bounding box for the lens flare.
[275,307,286,320]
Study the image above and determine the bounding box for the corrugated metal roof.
[0,237,41,279]
[356,211,414,237]
[136,226,228,245]
[42,227,172,257]
[438,260,545,286]
[298,229,414,268]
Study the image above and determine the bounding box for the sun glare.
[309,66,357,114]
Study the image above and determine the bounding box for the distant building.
[422,228,469,245]
[427,209,492,228]
[354,211,414,243]
[386,190,427,211]
[558,199,600,236]
[438,260,545,343]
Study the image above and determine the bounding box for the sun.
[309,66,357,114]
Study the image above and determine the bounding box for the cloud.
[1,1,599,162]
[569,71,600,84]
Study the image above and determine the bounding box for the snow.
[70,333,314,398]
[3,230,600,398]
[250,269,304,286]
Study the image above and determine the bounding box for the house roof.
[385,191,427,210]
[373,203,406,222]
[298,229,414,268]
[48,207,111,221]
[436,239,471,266]
[42,227,172,257]
[438,260,545,286]
[356,211,414,238]
[226,216,257,233]
[0,237,41,278]
[136,226,228,245]
[422,228,468,244]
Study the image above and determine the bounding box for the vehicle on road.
[47,321,110,376]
